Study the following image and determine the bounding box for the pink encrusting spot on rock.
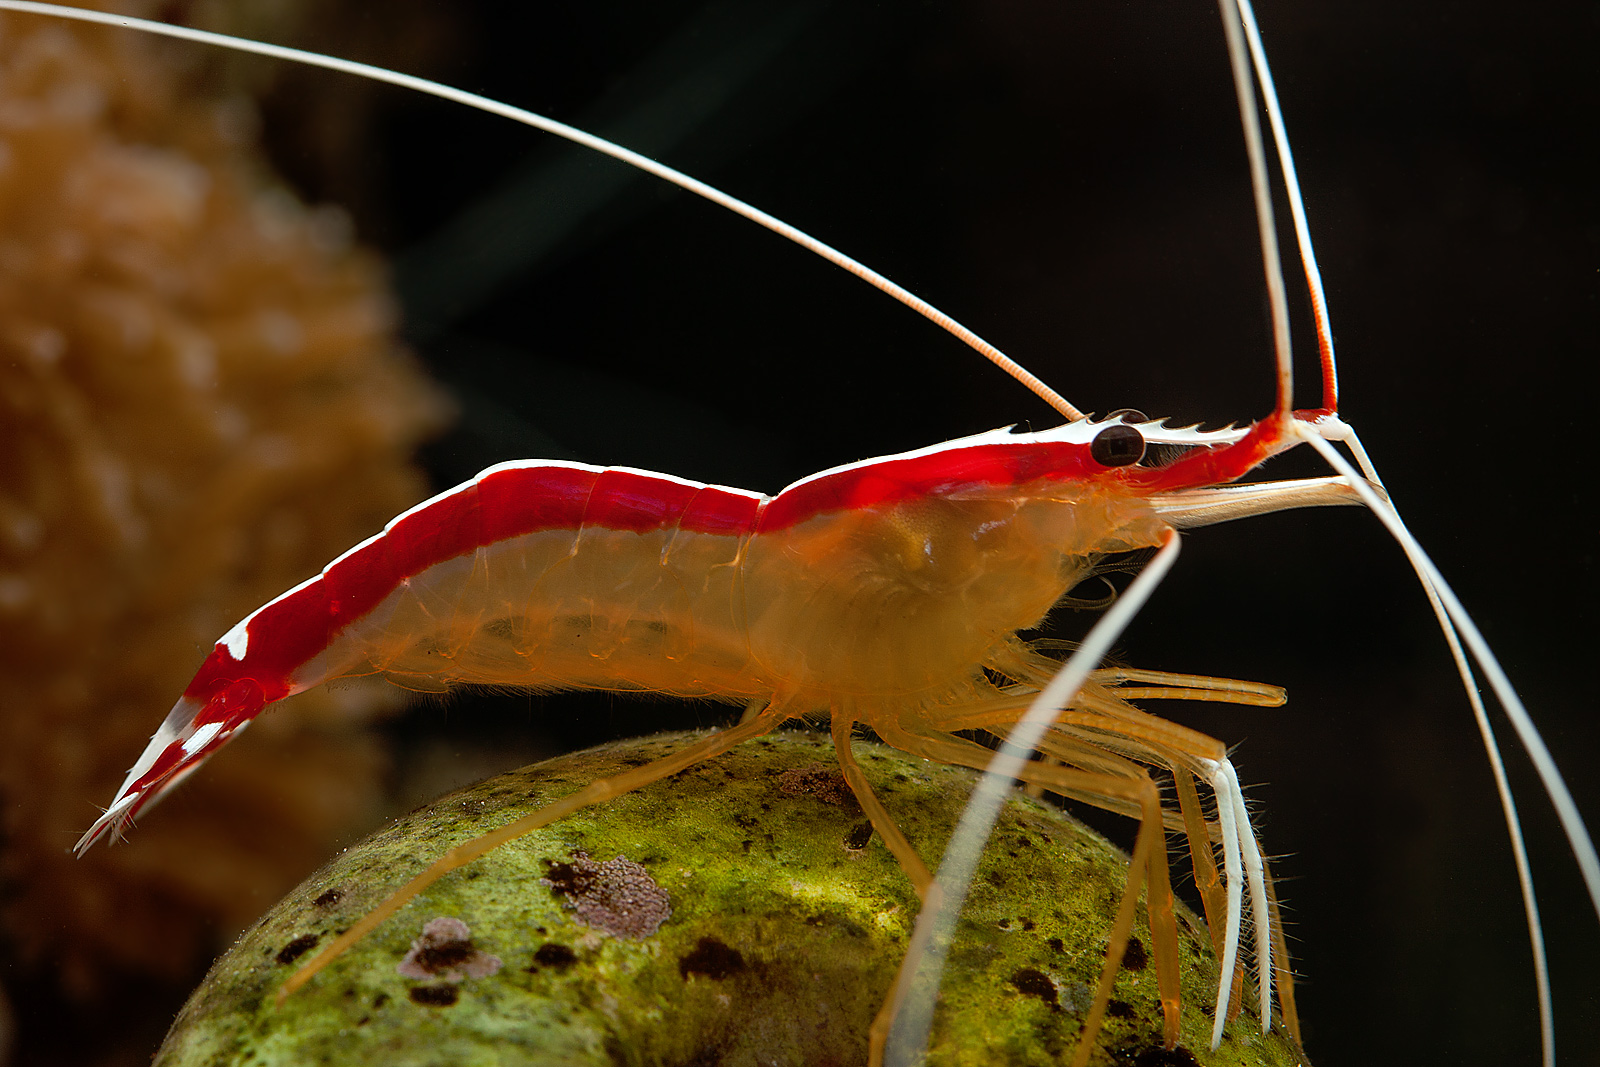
[777,764,858,807]
[543,854,671,940]
[396,917,502,982]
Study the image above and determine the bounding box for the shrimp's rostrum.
[36,1,1598,1064]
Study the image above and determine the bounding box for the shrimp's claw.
[74,678,268,855]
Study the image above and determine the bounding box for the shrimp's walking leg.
[1180,760,1295,1041]
[1082,774,1177,1067]
[831,713,933,898]
[1214,758,1270,1034]
[873,725,1181,1067]
[1198,756,1275,1047]
[830,711,939,1065]
[1262,855,1302,1046]
[278,697,792,1004]
[1174,767,1245,1022]
[1173,767,1225,933]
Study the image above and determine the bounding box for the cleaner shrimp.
[20,1,1596,1063]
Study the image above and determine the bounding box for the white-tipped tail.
[73,695,204,856]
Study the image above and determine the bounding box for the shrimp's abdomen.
[319,463,771,700]
[76,462,776,851]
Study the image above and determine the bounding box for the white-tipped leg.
[1205,758,1245,1050]
[1220,757,1273,1031]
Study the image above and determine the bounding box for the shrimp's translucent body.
[78,415,1294,840]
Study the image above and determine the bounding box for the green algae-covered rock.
[156,730,1305,1066]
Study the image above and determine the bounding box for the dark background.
[186,1,1598,1063]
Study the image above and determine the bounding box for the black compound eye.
[1090,424,1146,467]
[1106,408,1147,425]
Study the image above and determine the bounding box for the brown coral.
[0,6,447,1005]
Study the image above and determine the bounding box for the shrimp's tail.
[74,679,269,855]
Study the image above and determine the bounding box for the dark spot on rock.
[1048,937,1066,953]
[275,934,319,965]
[397,917,502,981]
[532,942,578,970]
[414,940,475,970]
[741,839,753,853]
[1129,1047,1202,1066]
[732,813,758,830]
[372,993,389,1009]
[1021,918,1036,932]
[543,853,671,939]
[997,918,1014,930]
[843,821,874,850]
[679,936,747,980]
[776,764,857,807]
[1122,935,1147,972]
[1107,998,1135,1019]
[312,888,344,908]
[1010,968,1059,1010]
[408,984,459,1007]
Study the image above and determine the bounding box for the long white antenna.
[1302,426,1593,1067]
[0,1,1082,421]
[1215,0,1294,415]
[1233,0,1339,407]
